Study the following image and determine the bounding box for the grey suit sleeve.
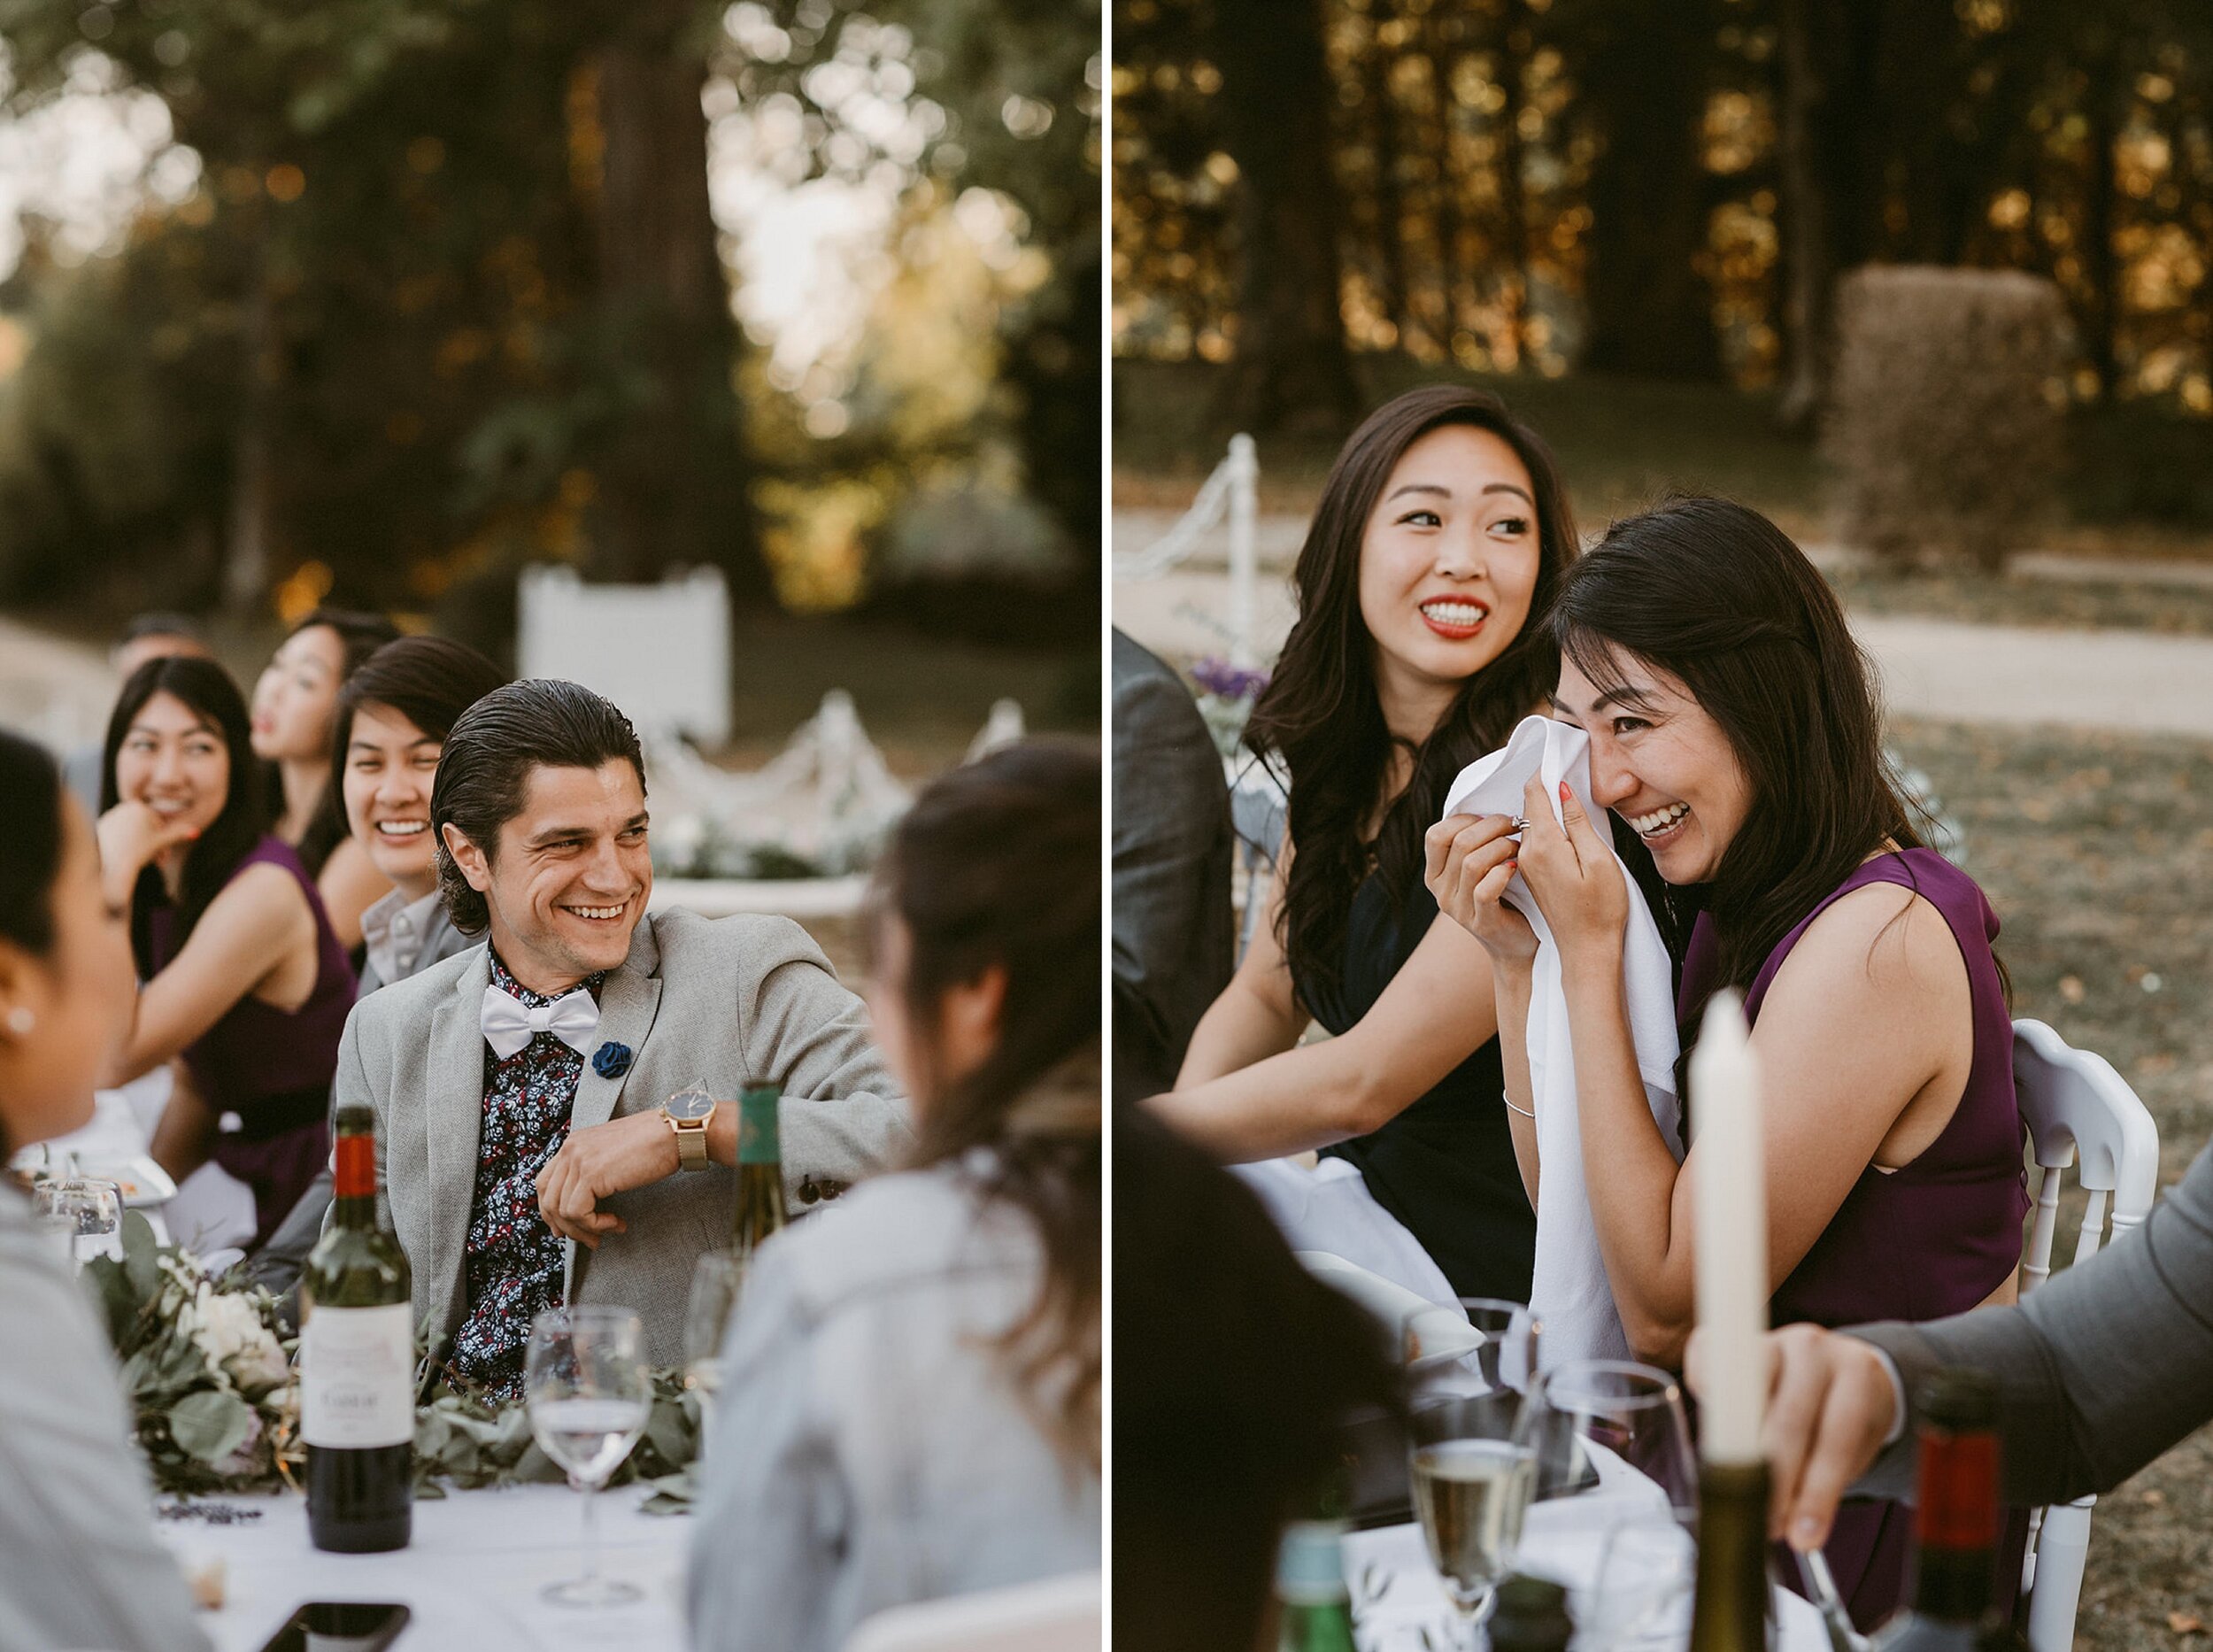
[742,925,912,1191]
[1847,1140,2213,1506]
[0,1230,211,1652]
[1111,632,1235,1104]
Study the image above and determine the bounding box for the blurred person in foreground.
[1689,1134,2213,1559]
[243,634,509,1308]
[0,729,208,1652]
[689,739,1101,1652]
[1115,1105,1401,1652]
[340,678,906,1392]
[1111,626,1235,1107]
[61,612,213,814]
[97,655,356,1249]
[249,607,401,952]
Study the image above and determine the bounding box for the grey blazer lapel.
[560,918,666,1301]
[422,949,492,1339]
[569,917,666,1134]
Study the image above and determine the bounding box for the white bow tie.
[481,984,601,1061]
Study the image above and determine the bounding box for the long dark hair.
[0,732,69,1163]
[872,737,1101,1471]
[1248,386,1577,1005]
[276,607,400,876]
[101,655,268,977]
[1549,496,1929,1051]
[431,680,644,935]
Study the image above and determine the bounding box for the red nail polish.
[1559,781,1571,801]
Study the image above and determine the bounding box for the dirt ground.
[1891,717,2213,1650]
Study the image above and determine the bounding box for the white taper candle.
[1689,987,1768,1465]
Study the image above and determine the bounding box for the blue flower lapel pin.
[591,1041,634,1079]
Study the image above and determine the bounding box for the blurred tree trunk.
[1494,0,1531,365]
[583,10,764,598]
[224,205,274,617]
[2078,32,2124,398]
[1577,0,1721,380]
[1775,0,1831,432]
[1361,0,1412,341]
[1214,0,1361,435]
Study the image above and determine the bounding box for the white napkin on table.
[1439,715,1681,1370]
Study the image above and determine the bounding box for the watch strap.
[670,1112,712,1171]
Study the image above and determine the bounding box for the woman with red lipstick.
[1147,386,1577,1305]
[250,606,399,953]
[96,656,356,1249]
[1424,497,2028,1628]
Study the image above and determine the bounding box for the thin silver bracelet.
[1503,1092,1535,1119]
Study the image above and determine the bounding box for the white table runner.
[166,1485,688,1652]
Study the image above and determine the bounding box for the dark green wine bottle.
[1690,1459,1772,1652]
[300,1103,413,1553]
[732,1077,788,1259]
[1492,1574,1576,1652]
[1873,1370,2025,1651]
[1275,1518,1358,1652]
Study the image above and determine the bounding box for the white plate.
[10,1151,177,1208]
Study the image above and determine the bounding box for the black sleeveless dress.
[1295,870,1536,1302]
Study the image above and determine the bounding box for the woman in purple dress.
[1426,496,2028,1630]
[94,655,355,1249]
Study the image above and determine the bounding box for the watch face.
[665,1086,716,1123]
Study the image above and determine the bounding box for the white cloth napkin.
[1231,1156,1459,1308]
[1294,1250,1485,1366]
[1440,715,1682,1369]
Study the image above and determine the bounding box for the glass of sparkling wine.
[33,1177,122,1270]
[1407,1389,1536,1643]
[526,1307,652,1608]
[683,1253,748,1442]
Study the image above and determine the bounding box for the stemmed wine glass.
[1402,1296,1540,1397]
[1513,1360,1700,1648]
[1407,1388,1537,1644]
[525,1307,651,1608]
[683,1253,748,1443]
[34,1177,122,1270]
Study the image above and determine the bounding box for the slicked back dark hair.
[431,680,645,935]
[101,655,268,976]
[1245,385,1577,1006]
[1548,495,1931,1067]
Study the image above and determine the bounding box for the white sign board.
[516,565,731,745]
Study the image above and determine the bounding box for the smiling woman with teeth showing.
[1424,497,2032,1630]
[1147,385,1577,1307]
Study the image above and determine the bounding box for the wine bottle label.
[736,1087,782,1164]
[301,1303,415,1448]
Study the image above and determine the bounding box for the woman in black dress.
[1148,386,1577,1301]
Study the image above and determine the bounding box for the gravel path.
[1112,513,2213,738]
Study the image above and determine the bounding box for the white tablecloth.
[168,1485,689,1652]
[1344,1498,1830,1652]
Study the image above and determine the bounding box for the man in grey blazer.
[338,678,907,1382]
[1693,1139,2213,1554]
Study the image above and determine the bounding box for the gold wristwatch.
[663,1083,716,1172]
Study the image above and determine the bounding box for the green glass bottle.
[1689,1458,1772,1652]
[1873,1370,2027,1652]
[1491,1574,1576,1652]
[1276,1518,1358,1652]
[300,1103,413,1553]
[732,1077,788,1259]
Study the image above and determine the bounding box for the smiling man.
[333,678,907,1388]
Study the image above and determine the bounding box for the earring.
[4,1007,32,1036]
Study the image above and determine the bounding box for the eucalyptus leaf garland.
[92,1212,700,1509]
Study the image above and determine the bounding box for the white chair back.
[841,1571,1101,1652]
[2009,1018,2161,1652]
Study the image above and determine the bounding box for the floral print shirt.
[448,949,607,1398]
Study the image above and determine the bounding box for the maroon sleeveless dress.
[148,837,356,1248]
[1677,848,2031,1631]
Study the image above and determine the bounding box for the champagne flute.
[1513,1361,1699,1645]
[1407,1389,1536,1644]
[525,1307,651,1607]
[683,1253,748,1440]
[34,1177,122,1270]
